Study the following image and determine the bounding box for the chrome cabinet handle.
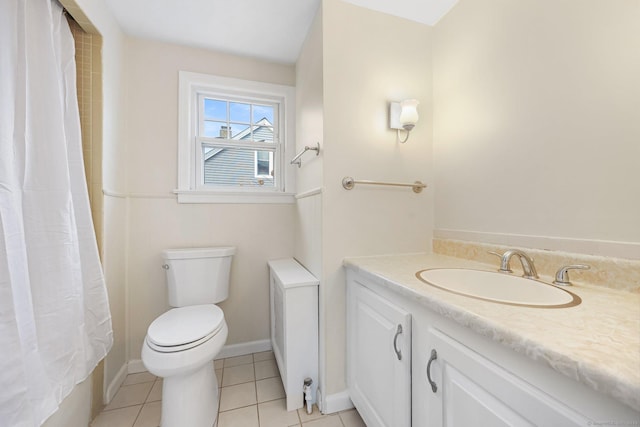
[426,349,438,393]
[393,324,403,361]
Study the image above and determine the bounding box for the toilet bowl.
[141,247,235,427]
[142,305,228,427]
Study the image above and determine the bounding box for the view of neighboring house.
[203,117,275,188]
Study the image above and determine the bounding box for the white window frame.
[177,71,296,204]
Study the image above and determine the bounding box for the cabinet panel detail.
[347,279,411,427]
[426,328,586,427]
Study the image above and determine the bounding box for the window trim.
[177,71,296,204]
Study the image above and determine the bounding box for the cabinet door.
[347,279,411,427]
[423,328,586,427]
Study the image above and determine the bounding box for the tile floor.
[91,351,366,427]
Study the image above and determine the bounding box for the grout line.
[295,404,302,426]
[254,361,260,420]
[129,404,144,427]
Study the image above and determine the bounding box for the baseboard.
[321,390,353,414]
[127,359,146,374]
[215,339,272,360]
[105,363,128,404]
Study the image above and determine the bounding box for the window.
[178,72,295,203]
[199,96,277,188]
[255,151,274,178]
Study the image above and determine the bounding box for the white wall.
[121,37,297,361]
[432,0,640,253]
[320,0,434,398]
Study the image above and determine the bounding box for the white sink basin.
[416,268,581,308]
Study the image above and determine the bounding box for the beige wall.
[319,0,434,397]
[121,37,296,361]
[295,6,324,278]
[432,0,640,252]
[295,8,324,196]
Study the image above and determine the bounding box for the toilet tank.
[162,247,235,307]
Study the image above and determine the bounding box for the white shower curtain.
[0,1,113,426]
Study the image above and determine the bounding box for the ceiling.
[104,0,458,64]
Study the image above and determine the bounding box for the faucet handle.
[487,250,513,273]
[553,265,590,286]
[487,250,503,259]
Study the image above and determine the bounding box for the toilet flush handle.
[162,264,170,270]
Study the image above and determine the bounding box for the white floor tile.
[106,382,153,411]
[133,401,161,427]
[256,377,285,403]
[254,359,279,380]
[95,352,309,427]
[301,415,343,427]
[218,405,259,427]
[146,380,162,402]
[257,399,300,427]
[224,354,254,367]
[253,351,275,362]
[219,381,257,412]
[123,372,156,386]
[339,409,366,427]
[91,405,141,427]
[223,363,256,386]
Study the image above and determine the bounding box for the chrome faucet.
[491,249,539,279]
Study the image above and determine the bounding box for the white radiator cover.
[268,258,319,411]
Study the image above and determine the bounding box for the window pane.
[231,123,252,140]
[205,121,250,139]
[204,99,226,120]
[230,102,250,123]
[202,146,275,188]
[253,105,274,124]
[204,121,225,138]
[256,151,272,176]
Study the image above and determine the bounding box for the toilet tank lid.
[163,247,236,259]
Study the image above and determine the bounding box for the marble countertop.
[343,253,640,412]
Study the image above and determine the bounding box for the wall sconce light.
[389,99,419,143]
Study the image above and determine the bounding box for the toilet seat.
[146,304,225,353]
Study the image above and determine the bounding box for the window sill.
[174,190,296,204]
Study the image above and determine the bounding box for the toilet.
[141,247,235,427]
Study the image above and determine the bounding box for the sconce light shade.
[399,99,419,130]
[390,99,419,143]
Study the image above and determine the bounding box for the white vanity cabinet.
[347,275,411,427]
[346,266,640,427]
